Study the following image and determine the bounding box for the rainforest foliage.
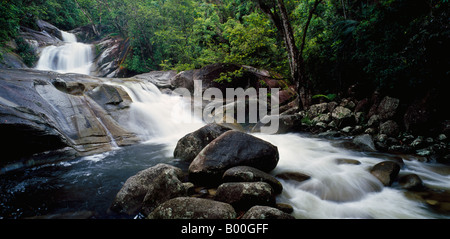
[1,0,448,103]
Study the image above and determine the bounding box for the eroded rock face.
[188,131,279,186]
[0,69,139,165]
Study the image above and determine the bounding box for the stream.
[1,31,449,219]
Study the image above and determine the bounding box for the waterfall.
[35,31,93,75]
[112,80,450,219]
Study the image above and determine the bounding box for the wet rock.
[242,206,295,219]
[148,197,236,219]
[0,69,139,165]
[377,96,400,120]
[438,134,447,141]
[223,166,283,194]
[170,70,195,93]
[26,210,98,219]
[36,19,63,41]
[307,103,329,118]
[275,203,294,214]
[110,164,187,216]
[251,114,302,134]
[215,182,276,211]
[335,158,361,165]
[370,161,401,186]
[189,131,279,186]
[134,70,177,89]
[92,36,130,77]
[174,123,232,162]
[275,172,311,183]
[379,120,399,137]
[331,106,355,128]
[311,113,332,125]
[399,174,424,191]
[411,136,424,148]
[367,115,380,127]
[405,190,450,214]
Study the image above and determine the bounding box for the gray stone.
[399,174,424,191]
[110,164,187,216]
[174,123,232,162]
[379,120,399,137]
[223,166,283,194]
[189,131,279,186]
[242,206,295,219]
[331,106,355,128]
[352,134,376,151]
[148,197,236,219]
[370,161,401,186]
[215,182,276,211]
[377,96,400,120]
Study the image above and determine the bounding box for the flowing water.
[1,31,449,219]
[35,31,94,75]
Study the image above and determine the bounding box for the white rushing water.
[26,32,449,219]
[115,81,450,219]
[35,31,93,75]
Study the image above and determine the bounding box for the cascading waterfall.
[3,29,449,219]
[114,81,450,219]
[35,31,93,75]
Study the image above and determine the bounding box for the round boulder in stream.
[370,161,401,186]
[174,123,232,162]
[188,131,279,186]
[110,164,187,216]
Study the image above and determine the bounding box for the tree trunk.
[74,0,99,36]
[257,0,319,110]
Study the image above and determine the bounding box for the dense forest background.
[1,0,449,110]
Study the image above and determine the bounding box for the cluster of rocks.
[109,124,295,219]
[268,95,449,164]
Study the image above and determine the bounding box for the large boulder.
[110,164,187,216]
[377,96,400,120]
[379,120,400,137]
[174,123,232,162]
[222,166,283,194]
[188,131,279,186]
[148,197,236,219]
[92,36,130,77]
[352,134,376,151]
[214,182,276,211]
[370,161,401,186]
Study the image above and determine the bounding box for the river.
[1,31,449,219]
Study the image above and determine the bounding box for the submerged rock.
[398,174,424,191]
[148,197,236,219]
[189,131,279,186]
